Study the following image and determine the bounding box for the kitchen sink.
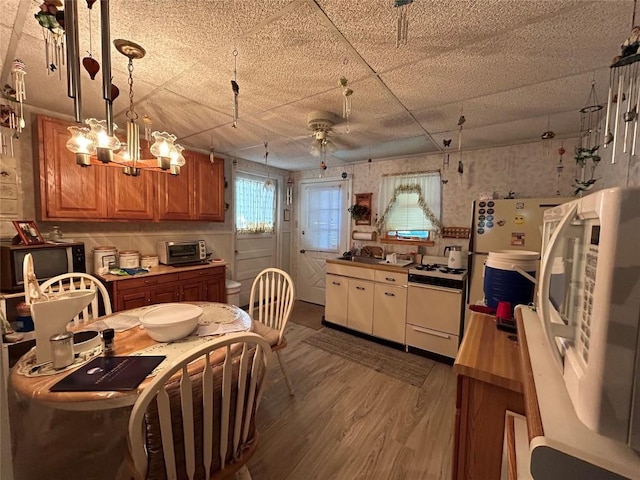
[335,256,383,265]
[377,259,413,267]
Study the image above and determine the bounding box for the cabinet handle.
[385,277,396,282]
[356,286,365,291]
[332,281,341,286]
[384,292,395,297]
[411,325,451,339]
[145,280,152,284]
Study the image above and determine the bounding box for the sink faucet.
[382,243,388,259]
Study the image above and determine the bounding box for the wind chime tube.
[633,73,640,155]
[100,0,114,136]
[611,69,625,164]
[623,73,635,153]
[64,0,82,123]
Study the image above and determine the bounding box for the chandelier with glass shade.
[62,0,185,176]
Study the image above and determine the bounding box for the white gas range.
[405,256,467,360]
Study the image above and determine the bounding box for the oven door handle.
[408,283,461,294]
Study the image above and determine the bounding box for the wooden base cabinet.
[102,265,226,312]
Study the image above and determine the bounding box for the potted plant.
[348,203,370,221]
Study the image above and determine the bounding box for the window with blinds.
[378,172,441,243]
[235,175,276,234]
[301,182,344,252]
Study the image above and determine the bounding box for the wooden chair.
[38,273,112,326]
[126,332,272,480]
[248,268,295,396]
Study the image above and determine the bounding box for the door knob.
[300,249,306,254]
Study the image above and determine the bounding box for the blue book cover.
[50,356,166,392]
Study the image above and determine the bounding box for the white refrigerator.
[467,197,572,311]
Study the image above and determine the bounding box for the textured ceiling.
[1,0,636,170]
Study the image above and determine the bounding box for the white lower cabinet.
[326,262,406,342]
[347,279,374,334]
[373,283,406,343]
[325,274,348,326]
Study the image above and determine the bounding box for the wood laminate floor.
[248,303,456,480]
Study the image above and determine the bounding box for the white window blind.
[235,175,276,234]
[377,171,441,235]
[301,182,343,252]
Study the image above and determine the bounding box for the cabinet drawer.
[326,263,375,280]
[179,267,222,281]
[405,324,459,358]
[374,270,407,286]
[115,276,160,289]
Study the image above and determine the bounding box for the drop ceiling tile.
[1,0,20,28]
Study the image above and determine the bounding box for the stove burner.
[415,264,437,271]
[439,267,465,275]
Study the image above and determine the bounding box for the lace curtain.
[375,171,442,234]
[235,176,276,234]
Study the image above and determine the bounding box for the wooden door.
[119,289,151,311]
[106,167,155,220]
[37,116,107,220]
[193,152,225,221]
[157,159,193,220]
[155,283,179,304]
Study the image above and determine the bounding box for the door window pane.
[235,175,276,234]
[301,182,343,252]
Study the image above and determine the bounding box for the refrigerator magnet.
[511,232,525,246]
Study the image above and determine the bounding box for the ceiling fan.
[305,110,345,157]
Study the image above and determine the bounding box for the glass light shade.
[86,118,120,151]
[67,126,93,166]
[150,131,177,170]
[170,144,186,167]
[264,178,274,191]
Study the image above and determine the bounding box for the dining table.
[7,301,253,480]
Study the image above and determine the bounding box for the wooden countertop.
[454,312,523,393]
[326,257,416,273]
[96,261,228,283]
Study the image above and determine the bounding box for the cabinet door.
[157,161,194,220]
[347,279,374,334]
[37,116,107,220]
[204,275,226,303]
[325,274,348,326]
[119,289,151,310]
[193,152,225,221]
[155,283,180,304]
[373,284,406,343]
[106,167,155,220]
[181,280,204,302]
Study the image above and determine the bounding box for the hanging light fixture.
[604,0,639,163]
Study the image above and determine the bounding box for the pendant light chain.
[126,58,138,121]
[231,49,239,128]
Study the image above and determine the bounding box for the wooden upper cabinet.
[106,167,155,220]
[157,159,194,220]
[36,115,224,222]
[37,115,108,220]
[157,151,225,222]
[193,152,225,221]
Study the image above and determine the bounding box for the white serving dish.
[378,259,413,267]
[140,303,203,342]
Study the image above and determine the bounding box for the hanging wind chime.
[82,1,100,80]
[441,138,452,185]
[338,76,353,133]
[457,112,466,187]
[556,144,565,196]
[231,49,239,128]
[1,59,27,157]
[603,0,639,163]
[394,0,413,48]
[263,141,274,190]
[573,81,603,195]
[209,133,215,164]
[541,116,555,161]
[34,1,65,77]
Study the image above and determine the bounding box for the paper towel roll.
[352,231,376,241]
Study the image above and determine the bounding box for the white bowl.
[140,303,203,342]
